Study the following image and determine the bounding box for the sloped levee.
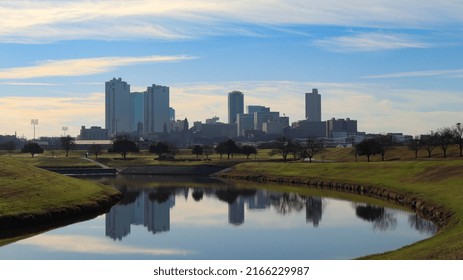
[216,173,453,229]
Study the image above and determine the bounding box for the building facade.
[228,91,244,124]
[144,84,170,135]
[105,78,132,136]
[326,118,357,138]
[305,89,321,122]
[79,126,109,140]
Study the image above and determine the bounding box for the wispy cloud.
[364,69,463,79]
[0,55,195,79]
[314,32,432,52]
[0,1,462,42]
[19,234,192,256]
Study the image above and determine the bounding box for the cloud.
[0,93,104,138]
[19,234,192,256]
[314,32,432,52]
[1,1,462,42]
[0,55,195,79]
[363,69,463,79]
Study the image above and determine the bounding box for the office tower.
[228,91,244,124]
[236,113,254,136]
[130,92,144,132]
[144,84,170,134]
[305,89,321,122]
[254,111,280,131]
[105,78,132,136]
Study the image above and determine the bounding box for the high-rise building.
[236,113,254,136]
[305,89,321,122]
[131,92,144,132]
[144,84,170,134]
[105,78,132,136]
[254,111,280,131]
[228,91,244,124]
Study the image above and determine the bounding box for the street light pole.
[31,119,39,141]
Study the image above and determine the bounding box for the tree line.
[354,123,463,162]
[13,122,463,161]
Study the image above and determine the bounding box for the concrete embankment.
[120,165,226,176]
[43,167,118,176]
[216,173,453,229]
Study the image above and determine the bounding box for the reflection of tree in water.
[215,188,256,204]
[148,188,174,204]
[269,193,305,215]
[192,189,204,201]
[408,214,437,235]
[355,205,397,231]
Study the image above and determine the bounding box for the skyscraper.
[144,84,170,134]
[105,78,132,136]
[228,91,244,124]
[305,89,321,122]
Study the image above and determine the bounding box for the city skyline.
[0,1,462,138]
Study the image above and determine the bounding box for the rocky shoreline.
[217,173,454,229]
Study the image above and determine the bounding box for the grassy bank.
[221,160,463,259]
[0,157,120,243]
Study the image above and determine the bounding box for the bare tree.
[407,136,422,158]
[436,128,454,158]
[269,137,293,162]
[420,133,438,158]
[300,138,325,163]
[88,144,102,159]
[377,135,394,161]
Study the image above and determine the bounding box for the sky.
[0,0,462,139]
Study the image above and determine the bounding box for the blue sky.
[0,0,462,138]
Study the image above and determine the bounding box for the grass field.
[0,156,120,245]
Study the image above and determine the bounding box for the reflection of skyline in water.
[103,176,436,241]
[105,186,327,240]
[106,191,175,240]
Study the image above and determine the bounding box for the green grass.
[0,157,120,242]
[223,160,463,259]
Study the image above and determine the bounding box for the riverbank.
[216,160,463,259]
[0,157,121,242]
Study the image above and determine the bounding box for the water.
[0,175,436,260]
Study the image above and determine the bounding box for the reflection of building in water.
[144,194,175,234]
[306,197,323,227]
[132,194,145,225]
[105,203,132,240]
[105,191,175,240]
[229,197,245,225]
[247,190,270,209]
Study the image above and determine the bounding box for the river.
[0,175,436,259]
